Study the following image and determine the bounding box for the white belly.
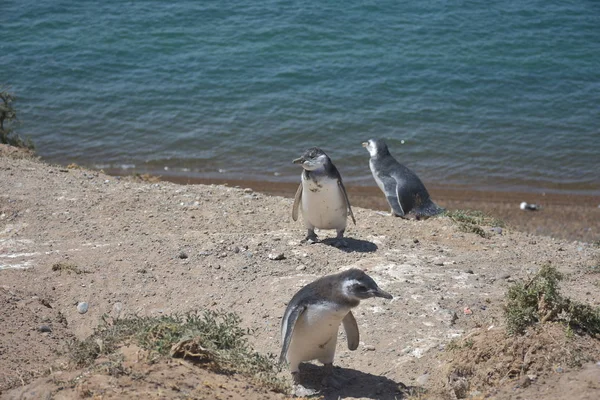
[285,302,350,372]
[301,176,348,230]
[369,160,387,194]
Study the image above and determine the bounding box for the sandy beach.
[1,146,599,399]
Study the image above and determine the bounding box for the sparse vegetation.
[504,264,600,335]
[132,173,161,183]
[70,310,289,393]
[0,86,33,149]
[51,262,86,274]
[443,209,504,238]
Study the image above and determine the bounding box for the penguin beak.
[372,288,393,299]
[292,157,305,164]
[361,142,368,148]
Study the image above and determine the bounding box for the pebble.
[465,269,474,274]
[77,302,89,314]
[112,302,123,318]
[517,375,531,388]
[38,325,52,333]
[463,307,473,315]
[436,309,458,326]
[268,253,285,261]
[416,373,430,385]
[490,227,503,235]
[363,345,376,351]
[296,265,307,271]
[178,251,188,259]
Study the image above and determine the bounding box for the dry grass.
[443,209,504,238]
[70,310,289,394]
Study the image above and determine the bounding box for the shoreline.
[107,170,600,244]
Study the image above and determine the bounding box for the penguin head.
[340,268,393,301]
[293,147,330,171]
[362,139,390,157]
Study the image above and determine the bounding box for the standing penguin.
[279,268,393,384]
[292,147,356,243]
[362,139,444,218]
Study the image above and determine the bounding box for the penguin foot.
[303,231,318,244]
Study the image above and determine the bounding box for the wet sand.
[135,174,600,244]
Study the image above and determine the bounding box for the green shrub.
[71,310,288,393]
[0,86,33,148]
[504,264,600,335]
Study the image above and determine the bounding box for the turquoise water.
[2,0,599,194]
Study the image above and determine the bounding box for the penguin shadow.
[320,237,378,253]
[297,363,419,400]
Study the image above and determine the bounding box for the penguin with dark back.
[279,268,393,386]
[363,139,444,219]
[292,147,356,243]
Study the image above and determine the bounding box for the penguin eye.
[355,285,368,292]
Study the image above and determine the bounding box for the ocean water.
[2,0,599,194]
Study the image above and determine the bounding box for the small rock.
[112,302,123,318]
[517,375,531,388]
[436,309,458,326]
[465,269,474,274]
[416,373,429,385]
[178,251,188,259]
[38,325,52,333]
[268,253,285,261]
[433,261,444,266]
[498,273,511,280]
[40,298,53,308]
[463,307,473,315]
[413,238,419,243]
[490,227,503,235]
[243,188,253,193]
[363,344,376,351]
[77,302,89,314]
[296,265,307,271]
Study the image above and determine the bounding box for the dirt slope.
[1,147,599,399]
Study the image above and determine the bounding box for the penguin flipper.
[392,180,406,217]
[380,175,404,216]
[292,183,303,221]
[342,310,359,350]
[337,180,356,225]
[279,304,306,365]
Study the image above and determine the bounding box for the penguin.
[292,147,355,243]
[520,201,541,211]
[279,268,393,383]
[362,139,444,219]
